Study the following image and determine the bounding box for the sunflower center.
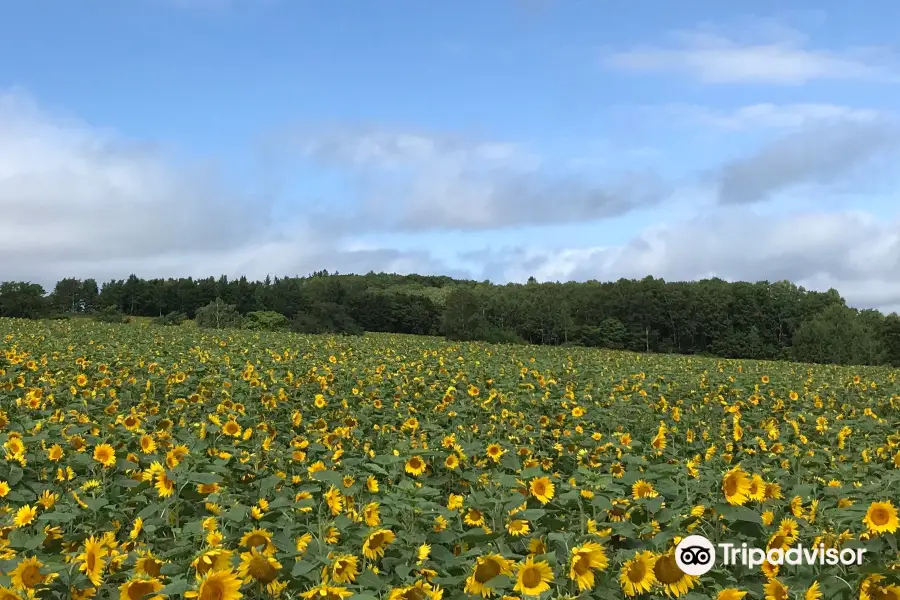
[141,558,162,577]
[871,508,888,525]
[127,582,157,600]
[249,556,277,584]
[202,580,225,600]
[653,555,684,584]
[573,555,591,576]
[724,477,738,495]
[474,559,501,583]
[627,560,646,583]
[401,587,426,600]
[22,565,42,588]
[521,566,542,588]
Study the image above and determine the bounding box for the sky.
[2,0,900,311]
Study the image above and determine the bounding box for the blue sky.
[2,0,900,310]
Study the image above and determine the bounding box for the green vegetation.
[2,271,900,366]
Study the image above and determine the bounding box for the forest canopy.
[2,271,899,367]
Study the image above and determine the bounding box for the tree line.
[1,272,899,366]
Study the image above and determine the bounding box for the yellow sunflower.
[300,582,352,600]
[513,557,553,597]
[185,569,243,600]
[405,456,427,476]
[363,503,380,527]
[93,443,116,468]
[632,480,658,499]
[653,550,697,597]
[568,542,608,591]
[240,528,274,552]
[135,553,164,578]
[864,501,898,534]
[388,581,443,600]
[237,548,282,585]
[763,579,789,600]
[10,556,49,590]
[330,555,359,584]
[805,581,822,600]
[507,520,530,536]
[78,536,108,587]
[465,508,486,527]
[486,444,505,462]
[0,587,22,600]
[362,529,395,560]
[722,465,751,506]
[13,505,37,528]
[192,548,235,578]
[619,551,657,597]
[464,554,513,598]
[118,577,165,600]
[529,477,554,504]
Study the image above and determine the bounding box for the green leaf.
[190,472,223,484]
[24,532,45,551]
[519,509,546,521]
[38,511,75,523]
[292,560,317,577]
[257,474,282,494]
[223,504,249,522]
[138,502,163,520]
[357,569,384,591]
[161,578,191,595]
[84,497,108,512]
[720,505,762,524]
[312,470,345,487]
[520,467,544,479]
[500,453,521,472]
[7,466,23,487]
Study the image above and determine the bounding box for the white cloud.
[288,126,668,231]
[0,91,269,262]
[713,120,900,204]
[7,89,900,318]
[605,23,897,84]
[0,91,455,286]
[294,125,536,170]
[670,103,888,131]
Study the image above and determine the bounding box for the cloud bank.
[4,88,900,312]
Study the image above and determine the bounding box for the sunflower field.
[0,318,898,600]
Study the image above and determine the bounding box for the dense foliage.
[2,272,900,366]
[0,319,897,599]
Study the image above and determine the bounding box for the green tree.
[0,282,47,319]
[791,305,884,365]
[195,298,243,329]
[243,311,289,331]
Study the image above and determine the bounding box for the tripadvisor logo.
[675,535,866,576]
